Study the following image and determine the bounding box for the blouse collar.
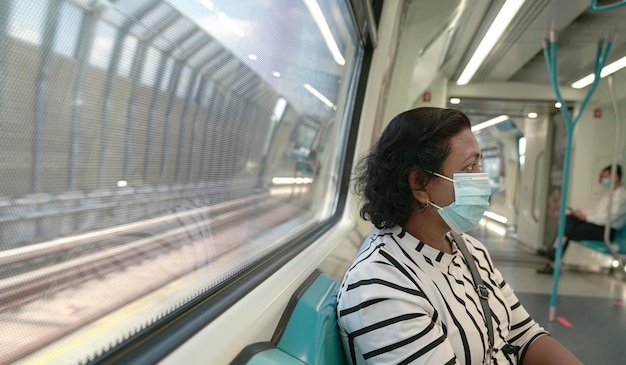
[390,226,459,268]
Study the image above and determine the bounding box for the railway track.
[0,190,312,364]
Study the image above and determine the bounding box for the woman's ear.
[408,170,430,206]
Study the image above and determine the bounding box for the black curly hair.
[354,107,471,229]
[602,164,622,180]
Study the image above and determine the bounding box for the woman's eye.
[466,162,482,171]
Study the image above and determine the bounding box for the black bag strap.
[450,231,494,357]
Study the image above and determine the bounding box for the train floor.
[469,219,626,365]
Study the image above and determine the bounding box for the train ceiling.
[408,0,626,128]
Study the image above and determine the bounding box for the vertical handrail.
[530,150,545,222]
[542,29,612,321]
[604,75,623,254]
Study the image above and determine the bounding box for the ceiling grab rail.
[604,75,623,258]
[542,29,613,321]
[590,0,626,12]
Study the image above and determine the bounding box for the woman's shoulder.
[458,233,495,265]
[459,232,487,250]
[341,230,423,285]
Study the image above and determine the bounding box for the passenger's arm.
[522,335,583,365]
[571,208,586,221]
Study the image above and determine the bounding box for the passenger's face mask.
[601,177,611,189]
[428,172,492,233]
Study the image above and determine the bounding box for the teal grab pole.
[590,0,626,12]
[542,33,612,321]
[574,42,613,124]
[542,39,573,321]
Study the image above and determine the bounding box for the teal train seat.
[231,270,346,365]
[576,225,626,256]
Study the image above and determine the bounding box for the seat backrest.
[273,271,345,365]
[232,270,345,365]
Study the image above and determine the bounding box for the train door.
[516,116,554,250]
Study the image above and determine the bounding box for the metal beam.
[33,0,62,193]
[175,72,200,182]
[186,77,210,182]
[98,26,124,188]
[99,0,160,187]
[200,90,225,181]
[143,53,169,183]
[142,14,187,183]
[69,2,107,190]
[123,14,179,182]
[178,38,211,61]
[159,61,183,182]
[122,41,147,182]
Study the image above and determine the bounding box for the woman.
[336,108,582,364]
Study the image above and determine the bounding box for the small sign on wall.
[593,108,602,119]
[422,91,431,103]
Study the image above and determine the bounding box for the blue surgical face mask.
[601,177,610,189]
[428,172,492,233]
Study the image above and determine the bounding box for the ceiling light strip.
[457,0,526,85]
[571,55,626,89]
[471,115,509,132]
[303,83,335,108]
[303,0,346,65]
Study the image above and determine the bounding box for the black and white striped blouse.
[336,226,548,364]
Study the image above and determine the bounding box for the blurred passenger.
[537,164,626,274]
[336,107,582,364]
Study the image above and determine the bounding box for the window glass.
[1,0,362,363]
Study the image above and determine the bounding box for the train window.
[1,0,362,363]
